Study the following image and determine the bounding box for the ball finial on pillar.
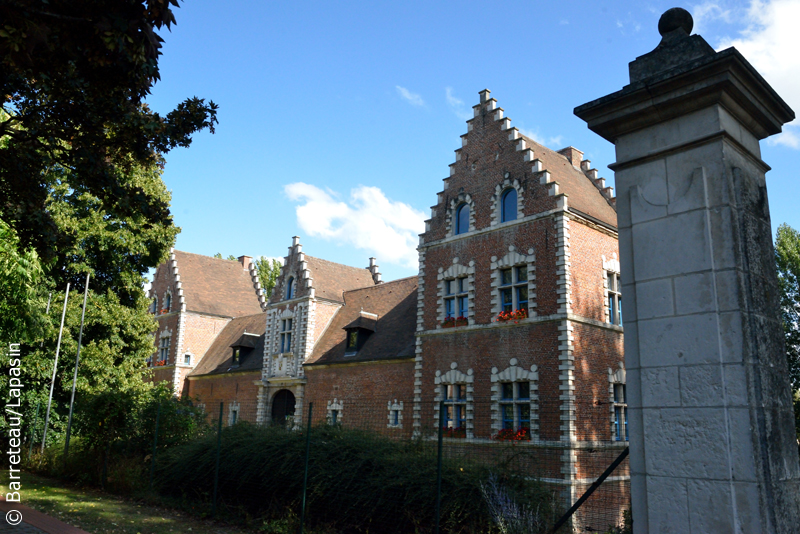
[658,7,693,36]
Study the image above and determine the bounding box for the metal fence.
[29,396,630,533]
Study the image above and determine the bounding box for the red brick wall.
[304,360,415,436]
[568,220,619,322]
[313,301,341,342]
[182,313,231,364]
[185,372,261,424]
[418,322,563,441]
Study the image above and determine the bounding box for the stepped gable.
[304,255,377,302]
[188,313,266,376]
[305,276,418,365]
[523,137,618,226]
[424,90,617,239]
[172,251,265,317]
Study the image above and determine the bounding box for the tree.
[776,223,800,394]
[254,257,282,298]
[0,0,217,263]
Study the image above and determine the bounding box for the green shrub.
[155,423,557,533]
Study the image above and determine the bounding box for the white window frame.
[387,400,404,428]
[446,193,475,238]
[490,176,524,227]
[280,317,293,353]
[433,363,474,439]
[158,329,171,364]
[491,247,537,318]
[609,363,627,442]
[603,255,622,326]
[437,260,475,328]
[327,398,343,425]
[228,401,240,426]
[491,359,539,438]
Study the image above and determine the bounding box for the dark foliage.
[154,423,558,534]
[0,0,217,263]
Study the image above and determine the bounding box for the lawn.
[11,471,253,534]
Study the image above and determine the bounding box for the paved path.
[0,498,90,534]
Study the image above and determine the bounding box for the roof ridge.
[304,254,371,272]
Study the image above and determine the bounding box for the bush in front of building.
[154,422,559,533]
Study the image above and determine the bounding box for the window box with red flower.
[442,316,456,328]
[495,308,528,323]
[492,427,531,441]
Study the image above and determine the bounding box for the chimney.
[557,146,584,168]
[238,255,252,271]
[367,257,383,284]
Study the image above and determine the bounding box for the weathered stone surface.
[576,6,800,532]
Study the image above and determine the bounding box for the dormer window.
[343,312,377,356]
[229,332,260,368]
[286,277,295,300]
[232,348,241,366]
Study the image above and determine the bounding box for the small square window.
[501,383,514,400]
[517,382,530,400]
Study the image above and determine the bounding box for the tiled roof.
[305,255,377,302]
[189,313,266,376]
[306,276,418,366]
[521,136,618,227]
[174,251,264,317]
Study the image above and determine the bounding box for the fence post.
[212,402,223,518]
[435,400,445,534]
[299,402,313,534]
[28,401,40,459]
[149,401,161,491]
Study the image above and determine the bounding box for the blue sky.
[145,0,800,282]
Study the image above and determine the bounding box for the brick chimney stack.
[237,255,252,271]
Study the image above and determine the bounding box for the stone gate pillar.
[575,8,800,533]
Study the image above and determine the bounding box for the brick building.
[147,250,266,395]
[147,90,627,515]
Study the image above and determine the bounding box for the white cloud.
[519,127,563,148]
[691,2,734,34]
[445,87,472,120]
[717,0,800,148]
[284,182,426,269]
[396,85,424,107]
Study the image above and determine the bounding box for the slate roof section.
[304,255,377,302]
[174,251,264,317]
[306,276,418,366]
[189,313,266,376]
[520,135,618,227]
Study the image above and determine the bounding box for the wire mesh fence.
[26,395,630,533]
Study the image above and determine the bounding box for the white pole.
[64,273,89,457]
[42,283,69,452]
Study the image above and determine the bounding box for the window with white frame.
[183,353,192,366]
[607,271,622,326]
[228,401,240,426]
[387,400,403,428]
[327,398,343,425]
[443,277,469,321]
[491,359,538,439]
[280,318,293,353]
[158,333,170,364]
[434,363,473,439]
[609,364,627,442]
[286,277,296,300]
[501,188,517,222]
[499,265,528,313]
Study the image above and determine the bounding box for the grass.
[10,471,253,534]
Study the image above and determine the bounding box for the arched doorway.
[271,389,296,427]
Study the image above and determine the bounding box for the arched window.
[164,292,171,311]
[455,204,469,235]
[501,188,517,222]
[286,277,295,299]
